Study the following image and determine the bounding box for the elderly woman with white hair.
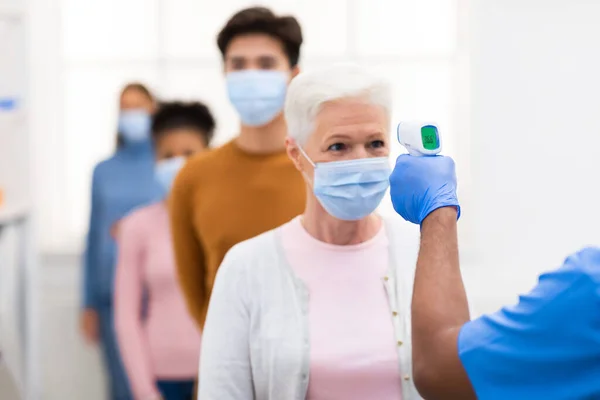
[198,64,422,400]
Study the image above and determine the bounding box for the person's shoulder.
[123,202,163,222]
[175,142,235,186]
[212,228,280,293]
[92,155,120,177]
[222,228,280,268]
[185,141,236,170]
[564,247,600,279]
[119,202,163,233]
[458,247,600,400]
[462,247,600,343]
[557,247,600,301]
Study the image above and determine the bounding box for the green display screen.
[421,126,439,150]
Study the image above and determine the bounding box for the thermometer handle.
[406,148,428,157]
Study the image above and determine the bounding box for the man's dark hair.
[151,101,216,147]
[217,7,303,67]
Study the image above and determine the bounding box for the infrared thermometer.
[396,122,442,156]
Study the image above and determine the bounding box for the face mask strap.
[295,146,316,185]
[297,146,316,168]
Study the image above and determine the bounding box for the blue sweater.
[82,140,162,308]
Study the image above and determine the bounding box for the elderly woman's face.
[299,99,389,176]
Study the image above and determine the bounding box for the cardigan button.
[392,311,398,317]
[404,374,411,381]
[397,340,403,346]
[384,276,389,281]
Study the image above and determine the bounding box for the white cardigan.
[198,216,423,400]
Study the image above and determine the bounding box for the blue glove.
[389,154,460,225]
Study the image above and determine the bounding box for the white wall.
[0,0,29,210]
[465,0,600,310]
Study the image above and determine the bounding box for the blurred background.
[1,0,599,399]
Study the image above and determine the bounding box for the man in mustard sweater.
[170,7,306,329]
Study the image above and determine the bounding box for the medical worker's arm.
[412,208,475,399]
[114,213,160,400]
[169,165,207,329]
[198,248,253,400]
[390,155,474,398]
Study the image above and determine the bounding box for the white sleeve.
[198,247,254,400]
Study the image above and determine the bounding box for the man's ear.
[290,65,300,79]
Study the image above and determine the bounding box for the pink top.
[281,217,403,400]
[114,202,201,400]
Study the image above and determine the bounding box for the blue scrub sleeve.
[82,167,101,309]
[458,248,600,400]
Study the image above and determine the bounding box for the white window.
[44,0,467,252]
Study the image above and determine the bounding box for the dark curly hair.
[217,7,303,67]
[151,101,216,147]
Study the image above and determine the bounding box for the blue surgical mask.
[299,148,392,221]
[118,109,151,143]
[226,70,288,127]
[155,156,186,195]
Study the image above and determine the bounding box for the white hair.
[284,63,393,145]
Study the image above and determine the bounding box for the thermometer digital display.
[397,122,442,156]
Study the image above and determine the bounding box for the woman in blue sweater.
[80,83,163,400]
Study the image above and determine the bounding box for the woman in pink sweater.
[114,101,215,400]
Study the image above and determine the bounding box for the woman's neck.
[235,113,287,154]
[301,195,382,246]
